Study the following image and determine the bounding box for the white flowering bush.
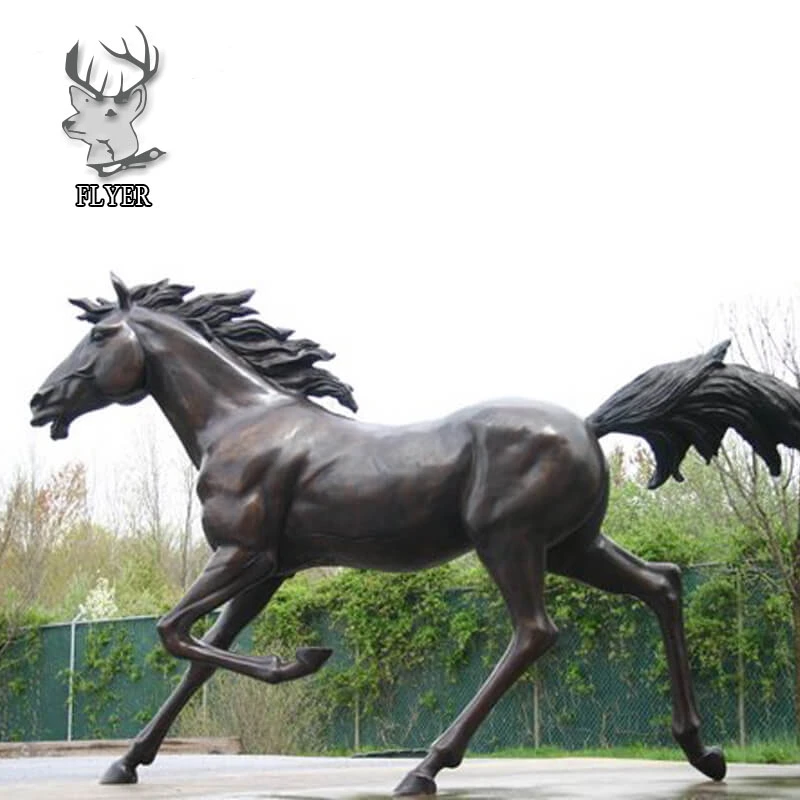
[78,577,119,621]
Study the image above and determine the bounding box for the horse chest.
[196,459,286,548]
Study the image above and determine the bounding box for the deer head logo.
[63,27,165,178]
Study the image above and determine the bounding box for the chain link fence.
[1,566,795,752]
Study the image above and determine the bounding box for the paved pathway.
[1,754,798,799]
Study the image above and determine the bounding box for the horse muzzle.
[30,388,72,440]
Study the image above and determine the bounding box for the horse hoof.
[394,771,437,796]
[296,646,333,672]
[100,759,138,784]
[691,746,726,781]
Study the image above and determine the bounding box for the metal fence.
[0,566,795,751]
[318,567,795,753]
[1,615,180,741]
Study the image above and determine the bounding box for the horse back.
[278,399,607,571]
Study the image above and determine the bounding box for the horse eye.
[91,327,112,342]
[105,109,117,117]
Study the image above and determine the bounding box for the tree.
[711,301,800,738]
[0,461,88,652]
[603,443,735,565]
[178,458,198,591]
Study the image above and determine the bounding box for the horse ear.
[69,297,98,321]
[110,272,131,310]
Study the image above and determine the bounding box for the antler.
[65,27,158,101]
[100,26,159,102]
[65,42,109,99]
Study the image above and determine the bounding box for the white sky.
[2,2,800,526]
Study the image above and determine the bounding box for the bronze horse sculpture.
[30,275,800,795]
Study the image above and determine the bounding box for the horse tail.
[585,339,800,489]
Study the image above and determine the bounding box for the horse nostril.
[31,388,53,409]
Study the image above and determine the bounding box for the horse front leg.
[101,576,284,785]
[155,544,331,682]
[551,533,726,781]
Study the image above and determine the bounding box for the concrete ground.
[0,754,798,800]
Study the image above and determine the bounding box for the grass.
[485,740,800,765]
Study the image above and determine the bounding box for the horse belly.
[282,465,472,572]
[280,521,472,573]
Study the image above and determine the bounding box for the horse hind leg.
[550,532,726,781]
[395,532,556,796]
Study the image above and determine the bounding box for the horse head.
[30,274,147,440]
[30,274,357,444]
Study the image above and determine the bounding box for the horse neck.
[131,310,285,465]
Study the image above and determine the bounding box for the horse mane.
[69,279,358,412]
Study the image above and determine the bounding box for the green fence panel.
[1,566,796,750]
[70,617,179,740]
[0,624,70,741]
